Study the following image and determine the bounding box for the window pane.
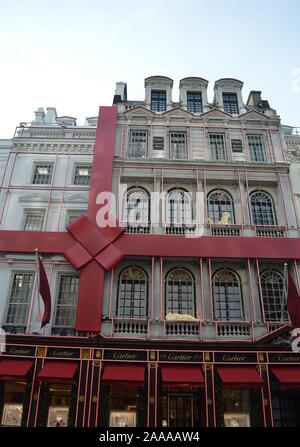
[32,164,53,184]
[213,270,244,320]
[73,165,92,185]
[54,275,79,327]
[5,273,34,326]
[187,92,203,113]
[151,90,166,112]
[24,212,44,231]
[248,135,266,162]
[165,269,195,317]
[128,131,147,158]
[169,132,187,159]
[209,134,227,161]
[223,93,239,114]
[117,267,147,318]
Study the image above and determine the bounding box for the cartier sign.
[268,353,300,363]
[103,350,147,361]
[159,351,203,362]
[214,352,257,363]
[5,345,36,357]
[47,348,80,359]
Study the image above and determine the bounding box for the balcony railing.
[255,226,286,238]
[14,125,96,140]
[51,327,78,336]
[126,224,151,234]
[165,225,195,235]
[217,322,252,338]
[282,126,300,136]
[165,321,201,338]
[210,224,242,237]
[113,319,148,337]
[2,325,26,335]
[127,143,147,159]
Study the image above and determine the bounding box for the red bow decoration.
[64,215,126,271]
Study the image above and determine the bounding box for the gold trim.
[258,353,265,362]
[92,396,98,403]
[79,395,85,403]
[204,352,211,362]
[149,396,155,404]
[207,399,213,405]
[263,398,269,406]
[37,347,46,358]
[81,349,91,359]
[205,363,213,371]
[93,360,101,368]
[149,351,156,361]
[33,393,38,401]
[149,362,157,369]
[95,350,102,359]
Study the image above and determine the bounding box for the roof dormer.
[179,77,209,113]
[144,76,173,112]
[213,78,246,115]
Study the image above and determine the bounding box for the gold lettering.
[112,352,138,360]
[52,350,74,357]
[9,348,32,355]
[277,354,300,362]
[222,354,247,362]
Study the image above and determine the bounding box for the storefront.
[0,359,33,426]
[1,339,300,427]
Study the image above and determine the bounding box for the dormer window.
[187,92,203,113]
[222,93,239,114]
[151,90,166,112]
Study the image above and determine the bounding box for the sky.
[0,0,299,137]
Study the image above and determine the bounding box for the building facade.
[0,77,300,427]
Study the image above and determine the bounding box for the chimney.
[246,91,262,107]
[32,107,45,125]
[113,82,127,104]
[44,107,58,124]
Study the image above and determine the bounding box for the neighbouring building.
[0,76,300,427]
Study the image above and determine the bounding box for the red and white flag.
[36,252,51,328]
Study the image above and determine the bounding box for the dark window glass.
[207,190,235,224]
[151,90,166,112]
[187,92,202,113]
[260,270,287,322]
[165,269,195,317]
[250,191,276,225]
[223,93,239,114]
[213,269,244,320]
[117,267,148,318]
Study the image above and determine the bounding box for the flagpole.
[35,248,41,315]
[26,248,40,333]
[281,262,288,322]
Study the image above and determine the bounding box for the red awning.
[161,366,205,388]
[270,366,300,387]
[216,366,264,388]
[38,361,78,382]
[102,364,145,385]
[0,359,33,381]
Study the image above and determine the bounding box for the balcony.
[126,224,150,234]
[2,325,26,335]
[127,143,147,159]
[255,226,286,238]
[164,320,201,338]
[113,319,148,337]
[14,125,96,140]
[217,321,252,339]
[210,224,242,237]
[165,224,195,235]
[51,327,78,337]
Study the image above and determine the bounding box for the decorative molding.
[13,142,94,154]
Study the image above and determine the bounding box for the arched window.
[260,270,287,322]
[250,191,276,225]
[117,267,148,319]
[165,268,196,317]
[213,269,244,320]
[123,187,150,226]
[166,189,192,226]
[207,190,235,224]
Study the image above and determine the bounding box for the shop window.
[37,382,77,427]
[0,382,26,426]
[271,376,300,427]
[106,385,146,427]
[222,388,251,427]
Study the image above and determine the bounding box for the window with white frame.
[260,270,287,322]
[151,90,166,112]
[209,134,227,161]
[187,92,203,113]
[65,210,87,227]
[23,210,45,231]
[123,187,150,226]
[32,163,53,184]
[166,189,192,226]
[5,273,34,327]
[213,269,244,320]
[250,191,276,226]
[116,267,148,319]
[247,135,266,162]
[73,165,92,185]
[128,131,148,158]
[53,275,79,328]
[207,190,235,224]
[222,93,239,114]
[169,132,187,159]
[165,268,196,317]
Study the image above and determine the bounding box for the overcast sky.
[0,0,299,137]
